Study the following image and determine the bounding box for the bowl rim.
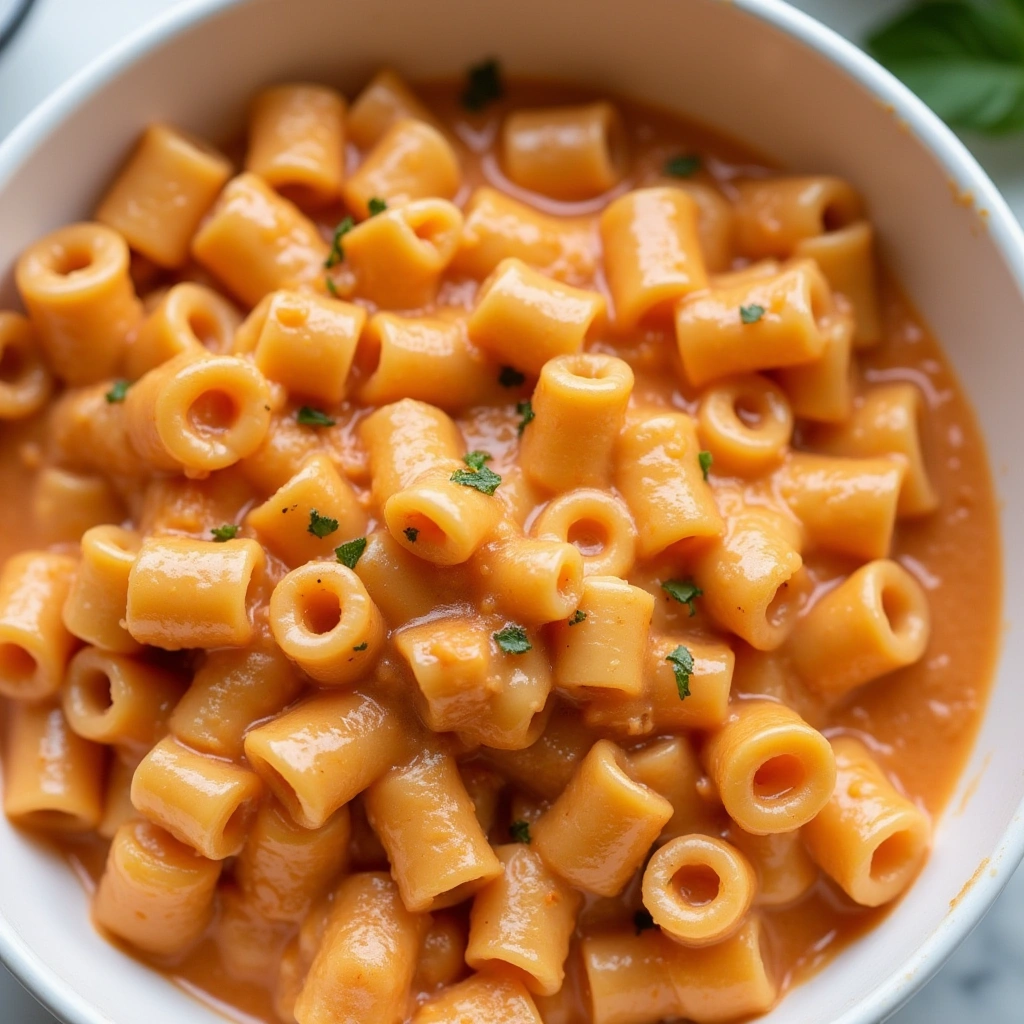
[1,1,1023,1022]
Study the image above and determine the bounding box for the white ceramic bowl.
[1,1,1022,1022]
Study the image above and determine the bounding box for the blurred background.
[0,0,1022,1021]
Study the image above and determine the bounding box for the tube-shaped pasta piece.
[703,700,836,835]
[244,690,406,828]
[3,701,104,831]
[47,382,143,478]
[775,309,855,423]
[733,176,863,258]
[94,821,221,956]
[600,187,708,328]
[0,311,53,419]
[214,887,293,984]
[676,259,833,387]
[62,525,141,654]
[365,747,503,911]
[533,740,672,896]
[413,973,543,1024]
[348,68,441,149]
[96,123,232,267]
[126,536,264,650]
[192,172,329,306]
[502,103,626,201]
[32,468,125,545]
[531,488,637,578]
[696,374,793,476]
[269,562,384,685]
[788,559,930,697]
[415,910,469,993]
[520,353,634,492]
[62,647,184,755]
[169,642,302,759]
[692,507,803,651]
[472,527,584,624]
[247,453,366,567]
[551,575,654,698]
[642,835,757,948]
[615,411,724,558]
[628,737,710,840]
[131,735,262,859]
[813,383,938,516]
[466,843,581,995]
[296,872,427,1024]
[664,180,735,274]
[776,454,905,560]
[804,737,930,907]
[234,289,364,405]
[454,186,596,282]
[15,222,142,384]
[727,825,818,908]
[127,282,241,378]
[343,119,461,219]
[237,800,351,922]
[340,198,464,309]
[384,463,504,566]
[246,84,346,206]
[0,551,78,700]
[795,221,880,346]
[361,398,463,508]
[358,312,503,410]
[125,350,272,475]
[468,258,606,375]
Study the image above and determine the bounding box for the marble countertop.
[1,0,1022,1021]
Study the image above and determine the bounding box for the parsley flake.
[666,644,695,700]
[664,153,701,178]
[325,215,355,268]
[367,196,388,216]
[325,276,339,297]
[462,58,503,111]
[494,624,531,655]
[463,450,493,471]
[296,406,336,427]
[509,819,531,844]
[451,452,502,495]
[499,366,525,388]
[740,303,765,324]
[352,642,368,652]
[634,908,656,934]
[210,524,239,542]
[335,537,367,569]
[662,578,703,617]
[404,527,419,543]
[516,399,535,436]
[568,609,587,626]
[698,450,713,481]
[105,380,130,403]
[307,509,339,539]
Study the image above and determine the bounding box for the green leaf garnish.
[210,524,239,542]
[325,276,339,296]
[404,526,419,543]
[568,609,586,625]
[367,196,387,216]
[664,153,701,178]
[494,624,531,654]
[662,579,703,616]
[451,452,502,495]
[698,450,713,481]
[335,537,367,569]
[463,450,493,471]
[740,303,765,324]
[666,644,694,700]
[325,215,355,268]
[105,380,130,403]
[296,406,335,427]
[516,399,535,436]
[352,642,368,651]
[308,509,339,539]
[509,819,531,844]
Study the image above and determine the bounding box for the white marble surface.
[1,0,1023,1021]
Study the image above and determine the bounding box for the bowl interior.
[1,1,1022,1023]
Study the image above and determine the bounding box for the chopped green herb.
[664,153,701,178]
[463,450,493,471]
[509,820,531,844]
[698,450,713,481]
[740,303,766,324]
[105,380,130,403]
[666,644,695,700]
[307,509,339,539]
[450,452,502,496]
[634,908,656,934]
[516,399,535,436]
[494,624,531,655]
[662,578,703,617]
[325,215,355,268]
[335,537,367,569]
[352,642,368,652]
[499,366,526,388]
[296,406,336,427]
[568,609,587,626]
[210,524,239,542]
[462,58,503,111]
[367,196,388,216]
[404,526,420,543]
[325,276,339,297]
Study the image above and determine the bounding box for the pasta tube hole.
[752,754,805,802]
[0,344,26,384]
[300,589,343,636]
[765,577,798,629]
[870,830,918,884]
[49,245,94,276]
[272,301,309,331]
[734,390,768,428]
[78,667,115,716]
[188,389,239,436]
[673,863,722,907]
[401,512,448,548]
[567,518,607,557]
[881,582,915,640]
[187,310,225,348]
[0,643,37,690]
[222,800,255,853]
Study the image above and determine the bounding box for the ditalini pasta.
[0,65,1000,1024]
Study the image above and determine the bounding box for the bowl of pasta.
[0,0,1021,1023]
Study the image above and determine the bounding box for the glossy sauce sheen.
[2,78,1001,1022]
